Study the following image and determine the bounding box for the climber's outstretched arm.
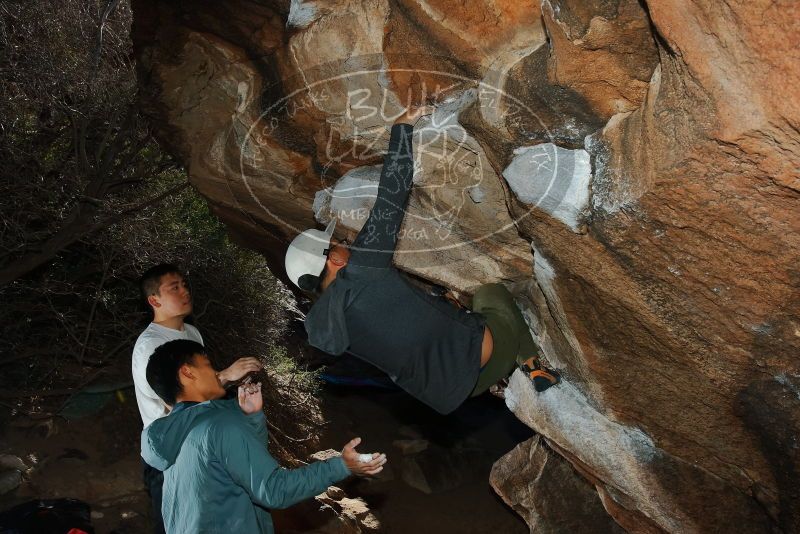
[348,106,431,268]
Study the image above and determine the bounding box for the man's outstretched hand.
[218,357,263,386]
[341,437,387,476]
[238,381,263,415]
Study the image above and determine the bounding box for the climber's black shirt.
[304,123,485,414]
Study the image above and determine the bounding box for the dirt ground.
[0,375,530,533]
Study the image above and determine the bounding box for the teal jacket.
[141,398,350,533]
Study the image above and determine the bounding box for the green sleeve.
[218,398,268,444]
[214,417,351,510]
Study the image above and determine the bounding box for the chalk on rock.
[468,185,485,203]
[502,144,592,232]
[313,165,382,232]
[287,0,325,29]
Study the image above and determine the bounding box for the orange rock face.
[131,0,800,531]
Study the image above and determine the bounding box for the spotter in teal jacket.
[141,398,350,533]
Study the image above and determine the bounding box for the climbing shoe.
[518,356,561,392]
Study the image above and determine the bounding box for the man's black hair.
[139,263,184,304]
[146,339,206,405]
[297,273,319,292]
[298,268,325,293]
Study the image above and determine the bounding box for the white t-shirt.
[132,322,204,428]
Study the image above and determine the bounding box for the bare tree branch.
[0,181,188,286]
[90,0,123,82]
[78,249,116,363]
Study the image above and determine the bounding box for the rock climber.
[284,104,560,415]
[141,339,386,533]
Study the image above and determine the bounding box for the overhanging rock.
[132,0,800,531]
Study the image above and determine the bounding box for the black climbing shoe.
[518,356,561,392]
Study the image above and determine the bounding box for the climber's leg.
[470,283,559,395]
[470,284,520,396]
